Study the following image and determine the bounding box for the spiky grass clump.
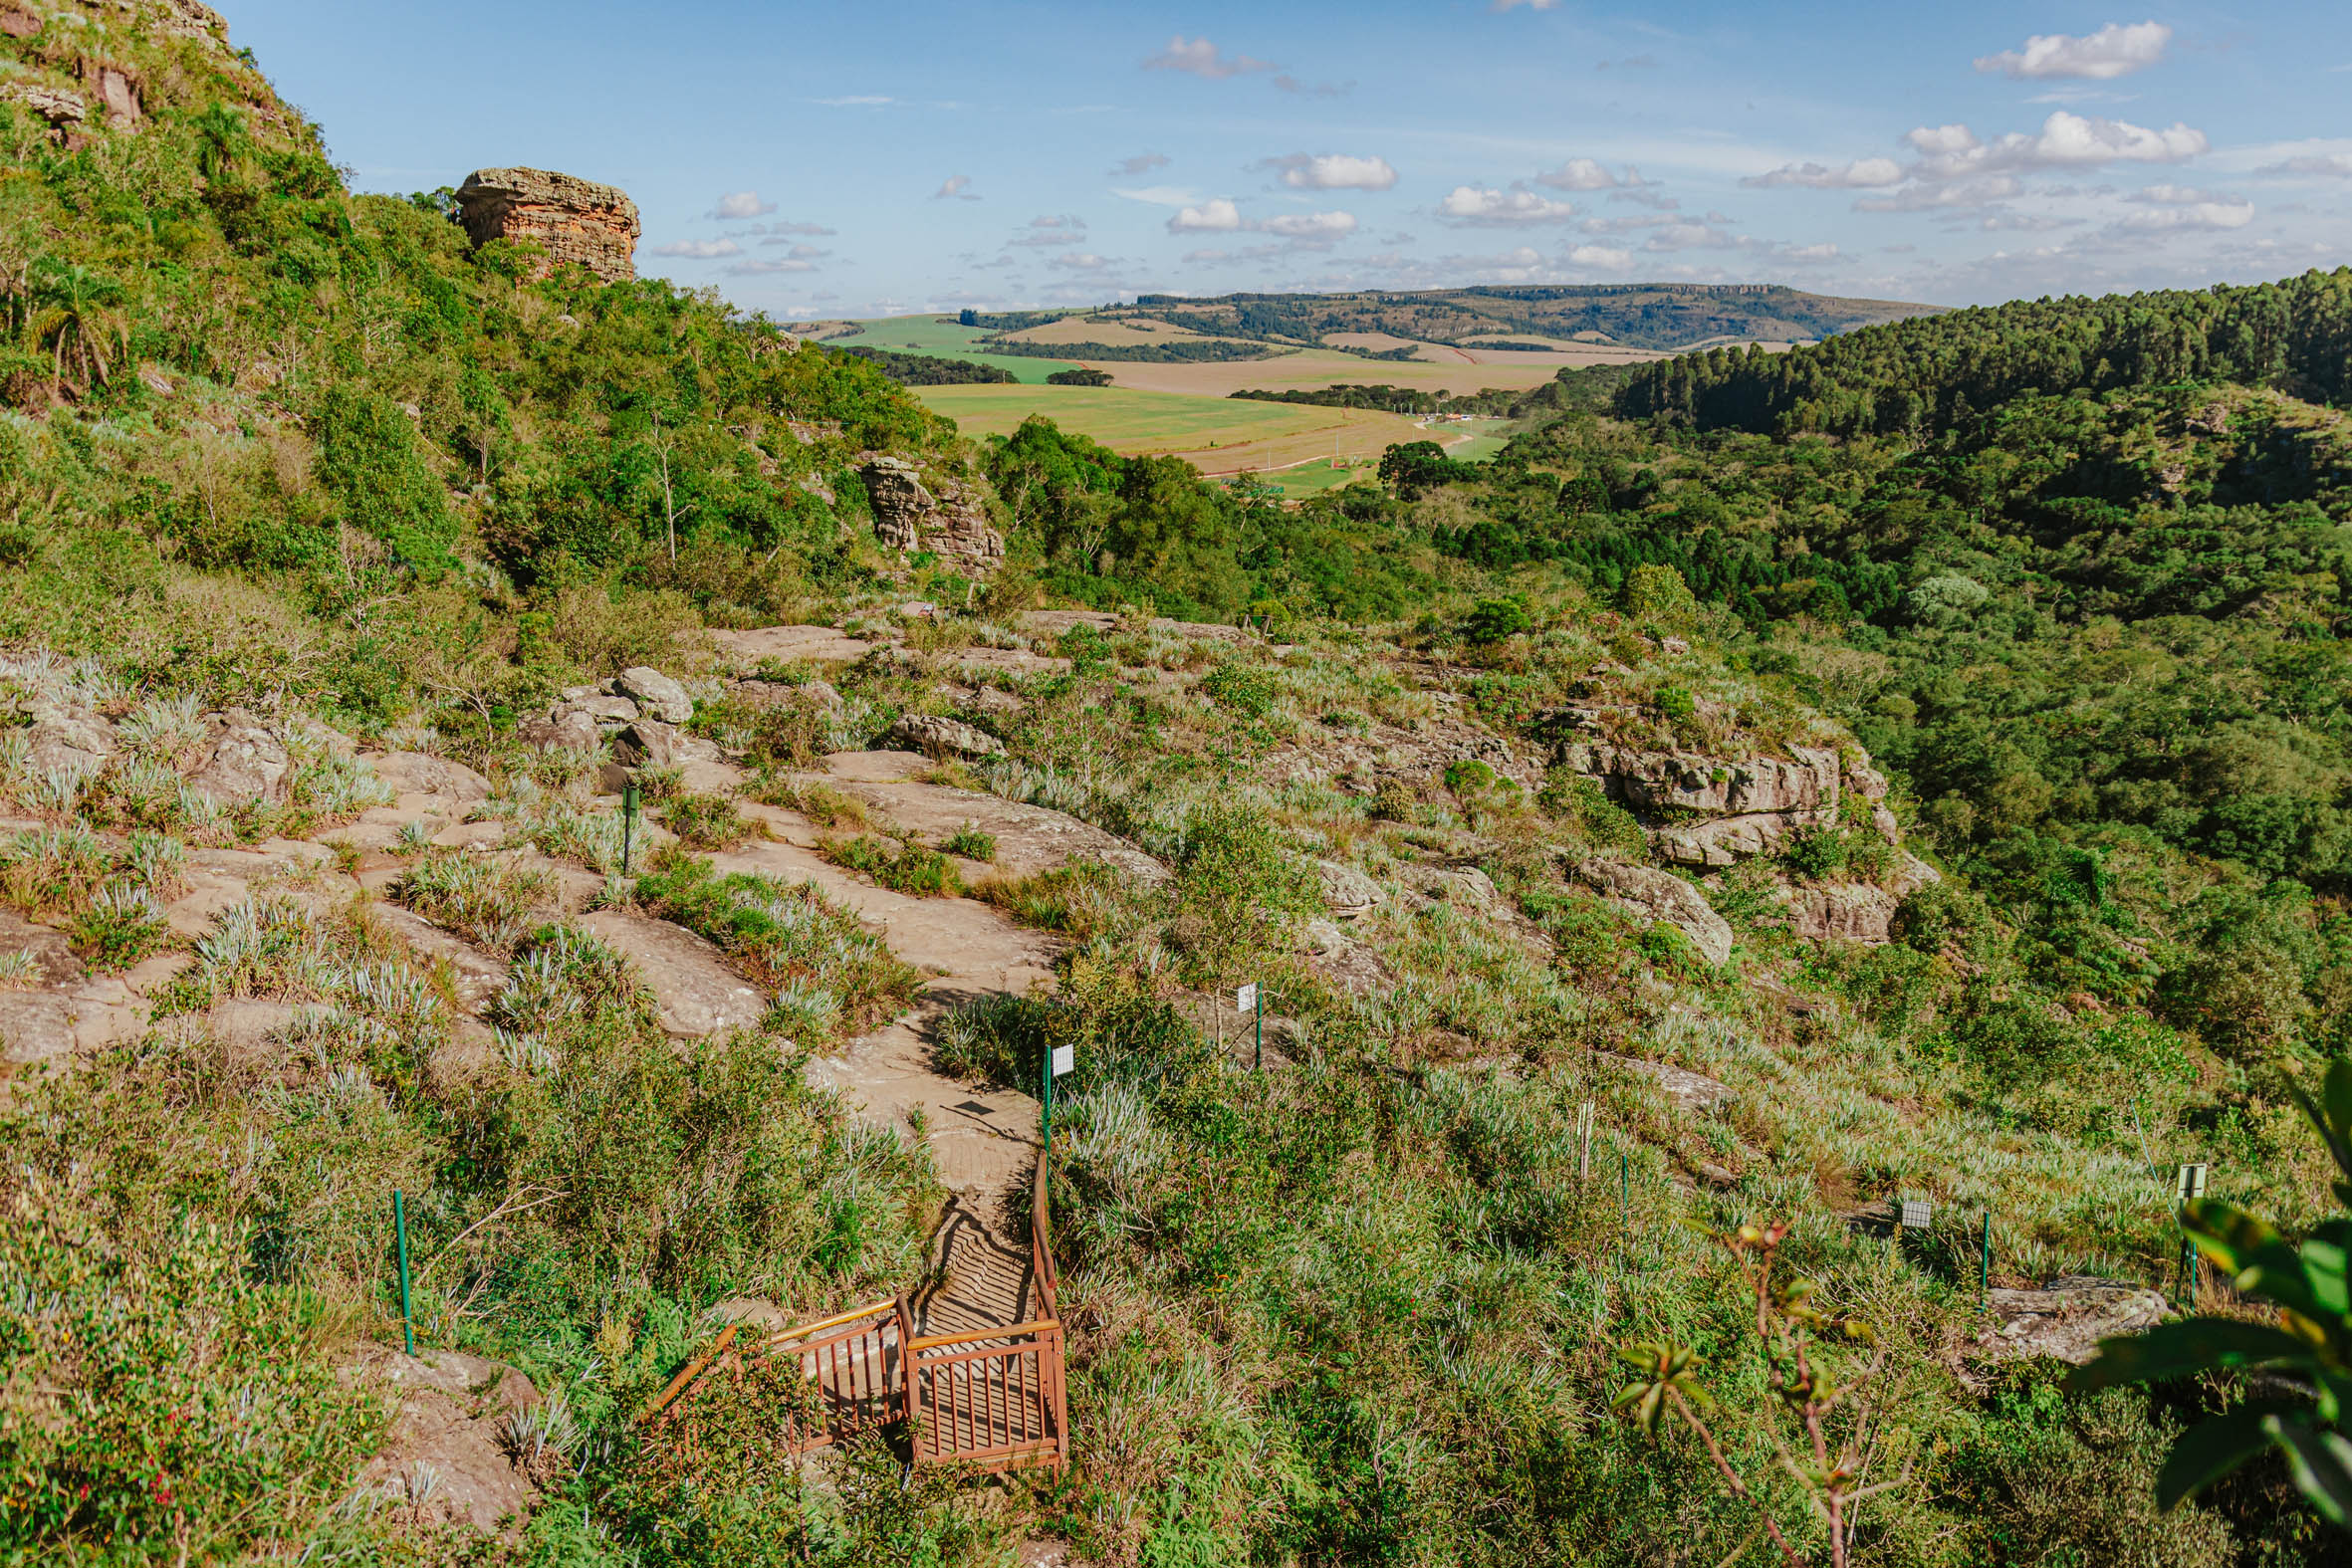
[661,791,752,851]
[394,850,555,956]
[818,834,961,898]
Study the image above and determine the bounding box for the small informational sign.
[1236,983,1259,1012]
[1898,1200,1933,1231]
[1051,1044,1075,1079]
[2176,1163,2210,1204]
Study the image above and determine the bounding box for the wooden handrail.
[637,1320,739,1423]
[748,1297,897,1352]
[907,1318,1060,1353]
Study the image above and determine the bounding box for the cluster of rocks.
[1974,1275,2171,1368]
[519,666,720,772]
[455,167,640,285]
[859,456,1005,575]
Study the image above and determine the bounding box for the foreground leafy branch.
[2075,1057,2352,1528]
[1614,1222,1907,1568]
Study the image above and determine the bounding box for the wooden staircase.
[641,1151,1068,1475]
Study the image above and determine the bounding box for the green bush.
[943,822,998,862]
[1461,596,1530,645]
[663,791,752,851]
[315,384,458,573]
[819,834,962,897]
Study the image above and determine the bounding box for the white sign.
[1051,1044,1074,1079]
[1897,1200,1932,1230]
[2176,1163,2210,1204]
[1236,983,1259,1012]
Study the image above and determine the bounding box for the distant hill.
[1117,285,1943,353]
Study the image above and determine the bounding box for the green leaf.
[2184,1200,2282,1277]
[2157,1407,2300,1510]
[2265,1416,2352,1528]
[2072,1318,2317,1391]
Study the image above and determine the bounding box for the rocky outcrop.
[455,168,639,285]
[859,456,1005,574]
[1554,739,1911,879]
[1783,854,1940,946]
[1574,859,1735,968]
[349,1345,545,1536]
[888,714,1005,760]
[1,83,88,129]
[1975,1276,2170,1367]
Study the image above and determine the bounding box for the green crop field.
[915,382,1327,448]
[826,315,1077,383]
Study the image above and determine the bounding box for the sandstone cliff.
[456,167,640,285]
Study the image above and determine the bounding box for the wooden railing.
[639,1147,1067,1475]
[901,1152,1067,1472]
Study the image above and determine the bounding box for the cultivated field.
[1092,345,1652,397]
[996,316,1231,346]
[824,317,1076,383]
[914,382,1474,492]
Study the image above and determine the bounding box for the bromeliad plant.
[2074,1057,2352,1528]
[1614,1221,1907,1568]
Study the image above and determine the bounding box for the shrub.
[820,834,962,897]
[745,776,867,830]
[315,384,458,572]
[1167,804,1318,984]
[943,822,998,862]
[663,791,752,851]
[1200,661,1278,719]
[1461,597,1529,645]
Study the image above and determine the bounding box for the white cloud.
[1979,213,2082,231]
[1534,157,1639,191]
[1642,223,1739,252]
[1262,210,1358,241]
[1743,157,1905,189]
[2119,200,2254,230]
[933,175,980,201]
[1168,198,1246,233]
[1491,0,1560,10]
[1977,21,2172,81]
[724,258,818,275]
[1143,36,1273,79]
[1910,112,2207,178]
[1437,185,1579,225]
[1259,152,1398,191]
[1049,252,1116,271]
[1181,248,1234,264]
[1031,214,1087,230]
[2133,183,2227,205]
[649,239,742,259]
[1114,185,1200,207]
[709,191,777,221]
[814,95,894,107]
[1110,152,1170,176]
[2258,152,2352,177]
[761,221,836,237]
[1566,244,1633,268]
[1854,176,2023,211]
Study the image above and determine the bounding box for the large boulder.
[187,712,290,804]
[372,752,493,804]
[348,1344,545,1535]
[888,714,1005,761]
[612,667,692,725]
[1560,743,1841,818]
[1315,859,1384,921]
[517,708,597,753]
[1574,859,1735,968]
[21,705,115,776]
[611,720,687,769]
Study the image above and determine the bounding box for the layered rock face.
[859,456,1005,574]
[455,168,639,285]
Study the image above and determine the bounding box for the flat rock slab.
[576,910,766,1037]
[822,778,1171,888]
[704,840,1057,983]
[807,991,1042,1195]
[1976,1275,2170,1367]
[0,908,84,988]
[1600,1052,1735,1113]
[708,625,874,668]
[824,749,928,783]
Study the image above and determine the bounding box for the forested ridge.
[1618,268,2352,436]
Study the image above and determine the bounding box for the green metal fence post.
[1042,1043,1053,1150]
[1254,985,1264,1072]
[621,782,640,875]
[393,1189,415,1357]
[1981,1210,1992,1296]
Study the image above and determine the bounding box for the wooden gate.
[641,1153,1067,1474]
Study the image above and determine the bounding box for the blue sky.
[226,0,2351,317]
